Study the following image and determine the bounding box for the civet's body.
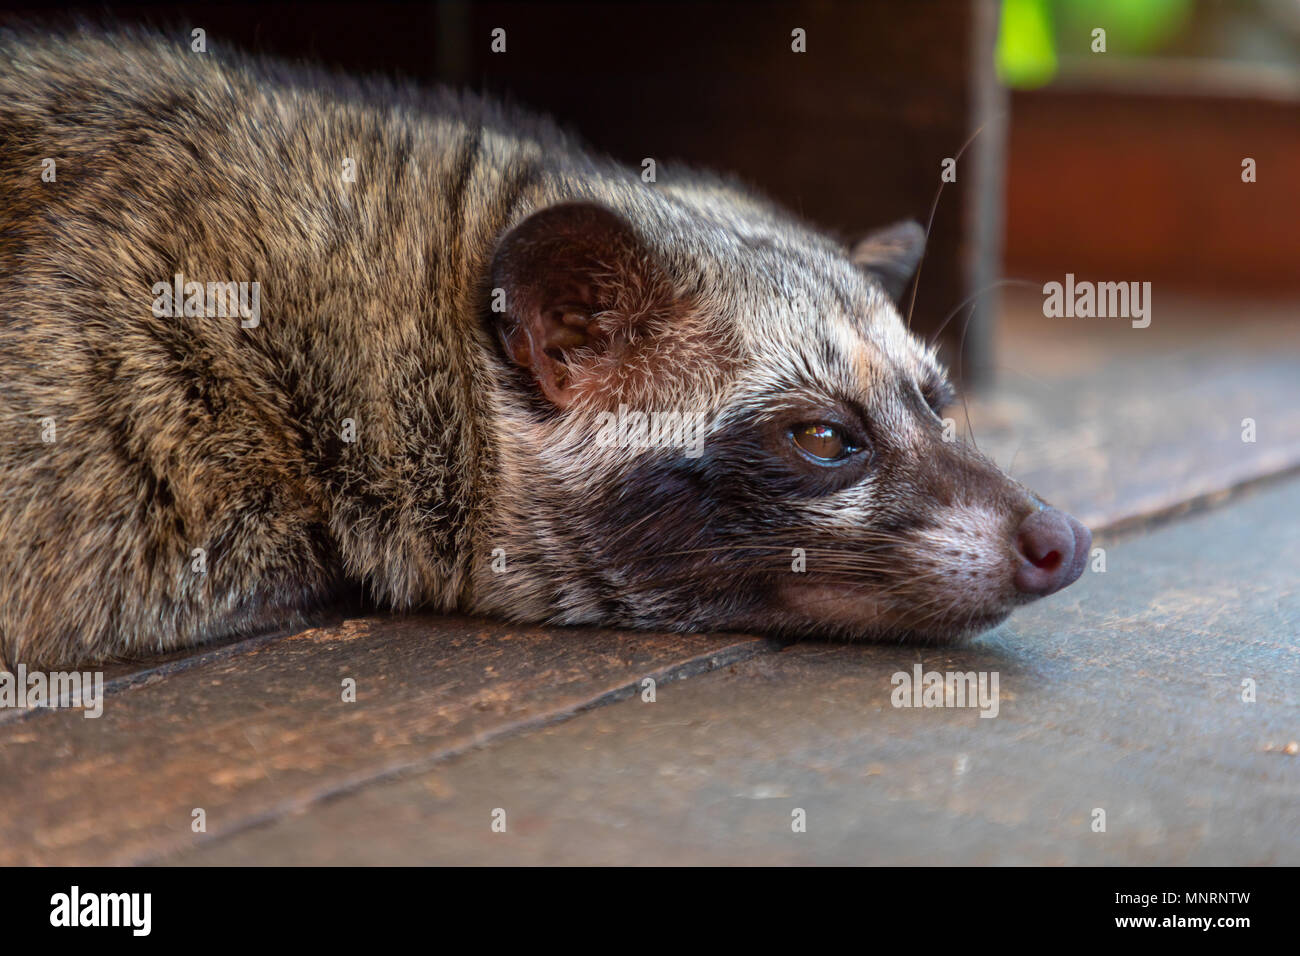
[0,30,1089,666]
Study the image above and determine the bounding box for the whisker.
[927,278,1039,345]
[905,116,1003,331]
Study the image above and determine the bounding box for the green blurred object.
[998,0,1196,88]
[1055,0,1194,55]
[998,0,1057,89]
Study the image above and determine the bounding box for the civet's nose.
[1013,506,1092,597]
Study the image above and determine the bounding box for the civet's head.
[484,193,1089,642]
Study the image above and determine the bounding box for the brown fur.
[2,28,1072,668]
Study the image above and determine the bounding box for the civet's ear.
[489,201,675,409]
[850,219,927,303]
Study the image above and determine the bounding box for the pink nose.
[1014,507,1091,597]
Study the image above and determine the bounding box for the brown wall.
[1005,84,1300,296]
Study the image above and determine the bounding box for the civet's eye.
[791,423,860,463]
